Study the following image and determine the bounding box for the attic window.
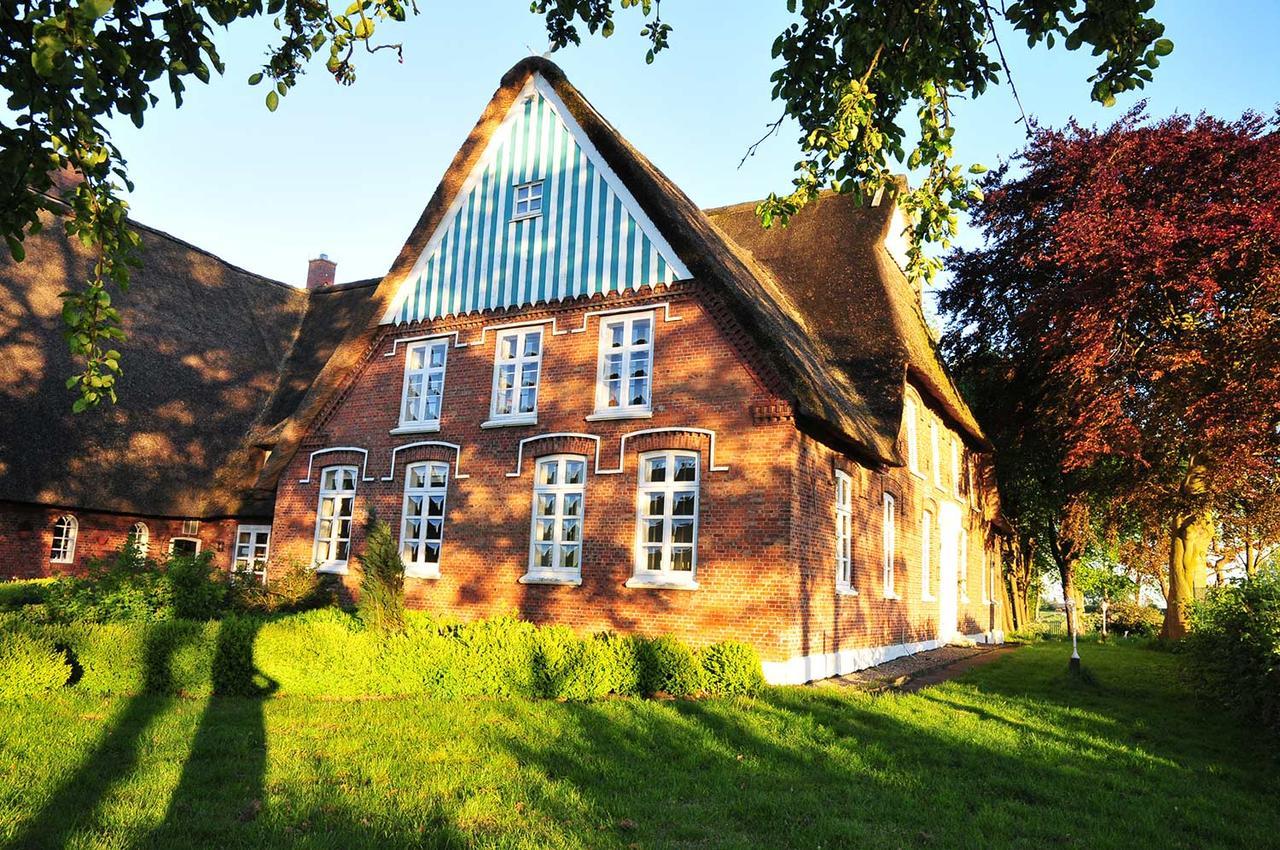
[511,180,544,220]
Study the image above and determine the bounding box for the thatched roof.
[0,207,374,518]
[706,191,987,451]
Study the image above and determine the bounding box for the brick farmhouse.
[0,58,1010,683]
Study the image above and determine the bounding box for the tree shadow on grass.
[4,627,192,850]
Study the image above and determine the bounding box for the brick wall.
[0,500,246,578]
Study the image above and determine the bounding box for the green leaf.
[79,0,113,20]
[1153,38,1174,56]
[266,90,279,112]
[247,72,263,86]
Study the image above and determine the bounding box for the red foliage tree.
[942,108,1280,638]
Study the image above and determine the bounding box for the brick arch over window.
[382,442,466,483]
[600,427,730,476]
[507,434,601,479]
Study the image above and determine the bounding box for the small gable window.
[511,180,544,220]
[233,525,272,582]
[486,327,542,426]
[400,461,449,579]
[129,522,150,558]
[398,338,448,431]
[592,312,653,418]
[50,515,77,563]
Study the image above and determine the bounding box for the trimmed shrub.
[1186,570,1280,735]
[0,628,70,698]
[639,634,706,697]
[44,543,227,624]
[355,513,405,632]
[0,579,53,611]
[699,641,765,696]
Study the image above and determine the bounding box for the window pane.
[428,465,448,487]
[501,336,517,360]
[670,548,693,572]
[632,318,650,345]
[537,461,556,486]
[536,543,554,568]
[672,492,696,516]
[427,495,445,516]
[409,467,426,488]
[562,493,582,517]
[605,353,623,380]
[562,519,580,543]
[429,344,446,368]
[645,456,666,483]
[671,519,694,544]
[561,546,580,570]
[423,542,441,564]
[425,519,443,541]
[410,346,426,370]
[538,494,556,516]
[645,547,663,571]
[645,519,664,544]
[522,333,540,357]
[647,493,665,516]
[674,456,697,481]
[536,519,555,542]
[609,323,624,348]
[565,460,585,484]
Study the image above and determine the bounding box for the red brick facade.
[0,501,245,579]
[265,281,1006,679]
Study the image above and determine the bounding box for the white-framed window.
[983,553,997,605]
[400,461,449,579]
[835,470,854,593]
[959,527,970,602]
[952,439,962,498]
[904,396,920,475]
[930,418,942,489]
[169,537,201,556]
[921,510,934,601]
[487,327,542,425]
[398,338,448,431]
[181,519,200,536]
[526,455,587,583]
[128,522,150,558]
[511,180,544,220]
[882,493,897,598]
[592,312,653,417]
[632,450,700,586]
[313,465,357,572]
[233,525,271,581]
[50,515,77,563]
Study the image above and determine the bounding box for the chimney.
[306,253,337,290]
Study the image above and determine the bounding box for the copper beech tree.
[942,109,1280,640]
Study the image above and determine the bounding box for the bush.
[355,513,405,632]
[1186,570,1280,736]
[1107,601,1164,637]
[1008,620,1052,642]
[44,541,227,623]
[639,634,706,697]
[227,559,330,615]
[0,628,70,698]
[699,641,765,696]
[0,579,53,611]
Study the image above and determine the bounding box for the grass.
[0,639,1276,849]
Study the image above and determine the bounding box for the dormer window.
[511,180,544,220]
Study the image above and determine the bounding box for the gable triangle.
[383,74,690,325]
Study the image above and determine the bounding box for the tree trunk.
[1000,536,1033,631]
[1162,507,1214,640]
[1059,556,1083,639]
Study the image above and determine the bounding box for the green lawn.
[1,640,1275,849]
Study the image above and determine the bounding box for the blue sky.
[105,0,1280,287]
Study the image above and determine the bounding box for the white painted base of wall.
[762,630,1006,685]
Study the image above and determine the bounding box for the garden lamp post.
[1066,597,1081,672]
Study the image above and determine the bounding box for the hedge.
[0,579,53,611]
[0,610,765,701]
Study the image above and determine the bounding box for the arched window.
[50,515,78,563]
[129,522,150,557]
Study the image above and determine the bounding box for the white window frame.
[589,311,655,420]
[129,522,150,558]
[952,438,962,499]
[396,338,449,433]
[904,396,921,476]
[511,179,544,221]
[50,515,77,564]
[882,493,898,599]
[930,418,942,489]
[232,525,271,582]
[169,536,202,556]
[313,465,358,573]
[921,510,935,601]
[629,450,700,589]
[983,552,997,605]
[835,470,855,594]
[485,326,543,427]
[399,461,449,579]
[524,454,588,585]
[959,527,970,602]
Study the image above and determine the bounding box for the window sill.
[909,469,926,481]
[883,592,901,601]
[390,422,441,436]
[625,576,700,591]
[519,574,582,587]
[405,567,441,581]
[585,409,653,423]
[481,416,537,429]
[50,558,73,565]
[836,586,859,597]
[315,562,349,575]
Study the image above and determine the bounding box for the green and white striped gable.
[383,75,690,326]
